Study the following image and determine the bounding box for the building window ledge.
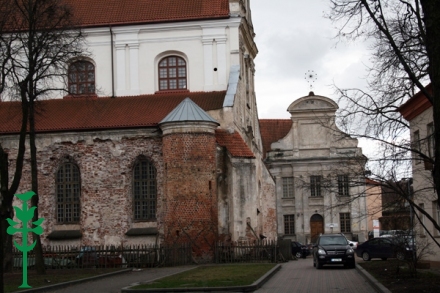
[125,227,158,236]
[47,230,82,240]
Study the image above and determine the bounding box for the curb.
[356,264,392,293]
[13,268,133,293]
[121,264,282,293]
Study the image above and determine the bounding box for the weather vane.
[305,70,317,91]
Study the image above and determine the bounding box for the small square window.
[178,79,186,89]
[168,68,177,78]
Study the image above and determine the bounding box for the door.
[310,214,324,243]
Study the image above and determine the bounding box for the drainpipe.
[110,26,115,98]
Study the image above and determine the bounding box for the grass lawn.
[131,263,276,289]
[4,268,127,293]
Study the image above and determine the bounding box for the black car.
[312,234,355,269]
[291,241,310,259]
[355,237,412,261]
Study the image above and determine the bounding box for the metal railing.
[12,243,192,270]
[214,239,291,263]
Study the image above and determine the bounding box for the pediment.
[287,93,338,114]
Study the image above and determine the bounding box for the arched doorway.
[310,214,324,243]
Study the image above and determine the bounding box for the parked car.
[291,241,310,259]
[312,234,356,269]
[347,240,358,249]
[355,237,413,261]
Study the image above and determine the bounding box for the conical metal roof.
[159,97,219,125]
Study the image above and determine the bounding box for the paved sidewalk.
[20,258,387,293]
[255,258,377,293]
[35,266,197,293]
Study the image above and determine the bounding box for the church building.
[0,0,277,260]
[0,0,368,260]
[260,92,368,243]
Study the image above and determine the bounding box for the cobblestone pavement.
[255,258,377,293]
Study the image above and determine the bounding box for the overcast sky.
[251,0,371,119]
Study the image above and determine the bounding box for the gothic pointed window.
[158,56,187,91]
[68,60,95,95]
[56,162,81,223]
[133,157,157,221]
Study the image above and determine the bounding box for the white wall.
[47,18,242,99]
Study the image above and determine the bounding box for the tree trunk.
[0,94,29,292]
[28,89,45,275]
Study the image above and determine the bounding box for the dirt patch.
[359,260,440,293]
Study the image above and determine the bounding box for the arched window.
[158,56,187,91]
[68,60,95,95]
[56,162,81,223]
[133,157,157,220]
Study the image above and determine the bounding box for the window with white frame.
[419,203,425,236]
[284,215,295,235]
[310,175,322,197]
[435,201,440,235]
[427,123,435,158]
[339,213,351,233]
[282,177,294,198]
[413,130,422,164]
[337,175,349,197]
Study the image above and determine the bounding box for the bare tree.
[327,0,440,247]
[0,0,86,289]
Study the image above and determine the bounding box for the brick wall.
[162,132,218,261]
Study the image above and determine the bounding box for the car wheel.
[362,251,371,261]
[381,257,388,261]
[313,258,316,267]
[345,261,356,269]
[396,251,405,261]
[295,252,303,259]
[316,261,323,269]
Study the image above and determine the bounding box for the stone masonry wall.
[6,131,164,247]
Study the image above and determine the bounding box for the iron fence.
[214,239,291,263]
[11,243,192,271]
[10,239,290,271]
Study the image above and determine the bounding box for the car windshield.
[319,236,347,245]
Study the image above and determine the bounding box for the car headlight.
[318,249,326,255]
[346,248,354,254]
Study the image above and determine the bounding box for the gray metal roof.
[159,97,219,125]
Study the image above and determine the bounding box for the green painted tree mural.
[6,191,44,288]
